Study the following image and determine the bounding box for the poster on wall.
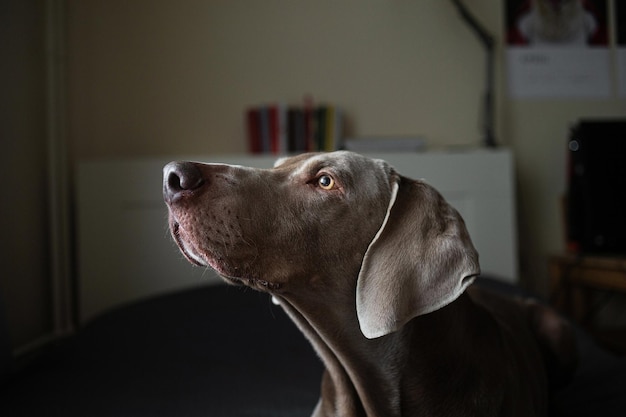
[617,1,626,98]
[504,0,610,99]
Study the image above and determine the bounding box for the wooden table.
[549,254,626,325]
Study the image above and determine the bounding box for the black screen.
[567,120,626,254]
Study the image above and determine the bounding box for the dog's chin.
[219,274,282,291]
[170,222,282,292]
[171,222,206,267]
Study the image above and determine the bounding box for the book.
[323,106,343,152]
[246,101,344,154]
[287,107,302,152]
[314,106,327,151]
[268,103,287,155]
[258,107,271,153]
[246,108,262,154]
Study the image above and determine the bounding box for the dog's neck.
[275,289,495,417]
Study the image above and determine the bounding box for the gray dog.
[163,151,576,417]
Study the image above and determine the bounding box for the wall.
[67,0,496,157]
[0,0,52,351]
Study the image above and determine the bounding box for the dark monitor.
[567,119,626,255]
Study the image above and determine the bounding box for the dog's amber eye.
[317,175,335,190]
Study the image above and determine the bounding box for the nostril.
[167,171,185,192]
[167,171,182,192]
[163,162,205,202]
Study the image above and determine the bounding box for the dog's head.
[164,151,479,338]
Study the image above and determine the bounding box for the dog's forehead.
[275,151,390,181]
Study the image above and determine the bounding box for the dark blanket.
[1,278,625,416]
[0,285,322,417]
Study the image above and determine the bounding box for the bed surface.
[1,285,322,417]
[2,279,626,417]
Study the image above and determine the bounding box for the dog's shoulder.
[467,284,578,391]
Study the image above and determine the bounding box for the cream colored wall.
[67,0,495,157]
[67,0,626,294]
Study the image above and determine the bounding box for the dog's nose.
[163,161,205,203]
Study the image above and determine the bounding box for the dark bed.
[1,278,625,417]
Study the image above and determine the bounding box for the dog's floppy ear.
[356,175,480,339]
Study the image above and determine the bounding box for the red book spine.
[246,108,262,154]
